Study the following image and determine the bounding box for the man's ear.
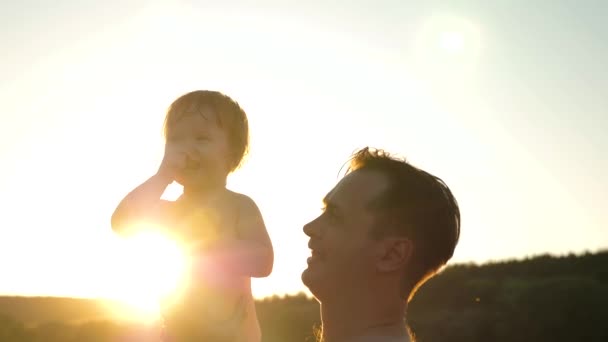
[376,238,414,273]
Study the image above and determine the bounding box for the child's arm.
[201,195,274,278]
[112,143,186,235]
[111,173,173,236]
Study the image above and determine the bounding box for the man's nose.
[303,217,321,238]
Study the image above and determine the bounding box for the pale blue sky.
[0,0,606,303]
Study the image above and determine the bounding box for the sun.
[108,229,189,322]
[439,31,466,54]
[412,13,481,83]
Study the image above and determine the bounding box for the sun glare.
[439,31,466,54]
[412,13,481,83]
[110,229,188,322]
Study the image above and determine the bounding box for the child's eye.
[196,136,209,141]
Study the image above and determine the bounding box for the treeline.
[408,251,608,342]
[1,251,607,341]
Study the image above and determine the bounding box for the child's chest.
[164,198,240,248]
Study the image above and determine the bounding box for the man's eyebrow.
[322,194,330,207]
[322,196,339,210]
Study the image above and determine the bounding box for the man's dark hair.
[345,147,461,301]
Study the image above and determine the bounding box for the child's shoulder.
[225,190,259,211]
[225,190,266,236]
[223,190,265,222]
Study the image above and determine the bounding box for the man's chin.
[302,267,327,303]
[301,266,314,286]
[301,266,322,299]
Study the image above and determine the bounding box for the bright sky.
[1,0,607,319]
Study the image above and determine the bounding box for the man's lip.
[307,256,318,265]
[307,252,323,264]
[307,240,320,250]
[308,242,324,260]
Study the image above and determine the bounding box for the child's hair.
[163,90,249,171]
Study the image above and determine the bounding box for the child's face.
[166,105,232,188]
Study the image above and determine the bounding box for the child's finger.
[184,149,201,169]
[174,151,188,169]
[185,147,200,161]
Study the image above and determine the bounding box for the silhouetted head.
[163,90,249,187]
[302,147,460,303]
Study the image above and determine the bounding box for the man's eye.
[322,207,340,220]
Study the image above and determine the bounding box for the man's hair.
[163,90,249,171]
[345,147,461,302]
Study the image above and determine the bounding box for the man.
[302,147,460,342]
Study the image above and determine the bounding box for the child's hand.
[157,143,187,182]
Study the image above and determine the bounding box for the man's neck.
[320,292,408,342]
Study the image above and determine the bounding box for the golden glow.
[111,229,188,322]
[4,1,602,318]
[0,3,439,309]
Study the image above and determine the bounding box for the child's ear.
[376,238,413,273]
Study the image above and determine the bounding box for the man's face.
[301,169,389,300]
